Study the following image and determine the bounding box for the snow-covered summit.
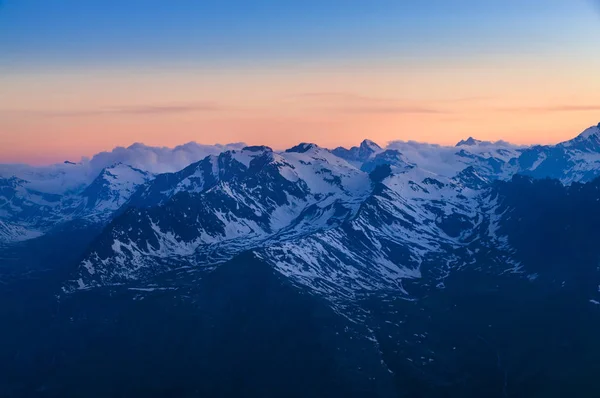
[331,139,383,166]
[81,163,153,216]
[4,124,600,246]
[285,143,320,153]
[517,124,600,183]
[359,139,382,153]
[455,137,482,147]
[559,123,600,150]
[576,123,600,140]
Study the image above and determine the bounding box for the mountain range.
[1,124,600,397]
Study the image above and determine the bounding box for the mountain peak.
[576,124,600,140]
[559,124,600,150]
[358,139,382,160]
[455,137,481,147]
[242,145,273,153]
[359,139,381,151]
[331,140,381,164]
[97,162,148,180]
[285,143,319,153]
[105,161,124,169]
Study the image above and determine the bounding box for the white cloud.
[85,141,246,175]
[0,141,246,194]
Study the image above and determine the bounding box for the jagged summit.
[242,145,273,153]
[456,137,482,147]
[331,139,382,164]
[81,163,152,215]
[5,123,600,246]
[359,139,382,151]
[358,139,381,159]
[285,143,319,153]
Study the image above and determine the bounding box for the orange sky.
[2,1,600,164]
[2,55,600,164]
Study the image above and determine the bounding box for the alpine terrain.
[1,124,600,397]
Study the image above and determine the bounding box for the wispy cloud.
[0,102,224,118]
[500,104,600,113]
[290,92,492,105]
[288,92,393,104]
[288,92,448,115]
[0,141,247,194]
[331,105,445,114]
[104,103,222,115]
[50,102,223,117]
[432,96,494,104]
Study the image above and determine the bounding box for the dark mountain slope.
[1,254,397,398]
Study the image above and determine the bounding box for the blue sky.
[1,0,595,70]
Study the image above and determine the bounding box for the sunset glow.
[1,0,599,164]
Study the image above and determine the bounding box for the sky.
[1,0,600,165]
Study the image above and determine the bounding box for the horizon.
[1,1,600,164]
[3,121,598,168]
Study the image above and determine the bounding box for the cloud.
[288,92,393,103]
[0,103,225,119]
[50,102,223,117]
[500,104,600,113]
[103,103,222,115]
[288,92,448,115]
[85,141,246,175]
[0,141,246,194]
[433,96,494,104]
[332,105,445,114]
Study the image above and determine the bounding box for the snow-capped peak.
[558,123,600,151]
[285,143,320,153]
[575,124,600,140]
[456,137,483,147]
[359,139,382,152]
[330,139,382,166]
[242,145,273,153]
[230,146,274,168]
[100,163,150,182]
[81,163,153,216]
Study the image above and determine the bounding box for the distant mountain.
[0,143,242,244]
[0,164,152,244]
[518,123,600,183]
[332,139,383,166]
[80,163,153,217]
[455,136,482,146]
[3,123,600,247]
